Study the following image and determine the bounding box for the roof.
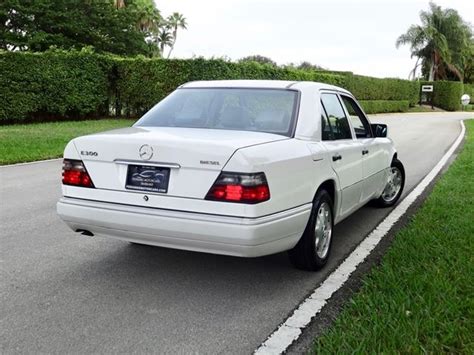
[180,80,350,94]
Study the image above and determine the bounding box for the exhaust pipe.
[76,229,94,237]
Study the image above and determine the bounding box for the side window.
[340,96,373,139]
[320,94,352,140]
[320,112,333,141]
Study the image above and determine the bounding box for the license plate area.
[125,165,170,193]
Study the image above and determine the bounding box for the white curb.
[0,158,62,168]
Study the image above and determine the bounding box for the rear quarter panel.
[225,139,339,217]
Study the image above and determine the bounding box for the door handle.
[332,154,342,162]
[362,149,369,155]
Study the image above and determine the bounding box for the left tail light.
[205,172,270,204]
[62,159,95,188]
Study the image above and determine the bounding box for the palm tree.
[396,2,469,81]
[166,12,187,58]
[133,0,161,33]
[156,27,173,56]
[113,0,161,33]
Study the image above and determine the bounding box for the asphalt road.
[1,112,471,353]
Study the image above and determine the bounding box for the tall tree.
[155,26,173,55]
[297,61,324,71]
[238,55,277,66]
[462,42,474,84]
[131,0,161,33]
[396,1,473,81]
[0,0,163,56]
[165,12,187,58]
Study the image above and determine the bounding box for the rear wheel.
[288,190,334,271]
[375,158,405,207]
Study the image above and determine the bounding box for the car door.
[320,92,363,218]
[339,94,385,202]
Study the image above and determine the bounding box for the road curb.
[0,158,62,168]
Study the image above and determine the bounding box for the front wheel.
[288,189,334,271]
[375,158,405,207]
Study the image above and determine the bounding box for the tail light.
[62,159,95,188]
[205,172,270,204]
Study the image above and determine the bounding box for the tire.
[375,158,405,207]
[288,189,334,271]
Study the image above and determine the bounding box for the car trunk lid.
[71,126,287,199]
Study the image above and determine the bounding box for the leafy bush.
[344,75,419,106]
[463,84,474,104]
[115,58,346,115]
[0,50,111,122]
[0,51,428,122]
[422,81,464,111]
[114,58,419,115]
[359,100,410,114]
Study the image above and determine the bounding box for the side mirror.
[371,123,387,138]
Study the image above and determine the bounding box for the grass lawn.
[0,119,136,165]
[313,119,474,354]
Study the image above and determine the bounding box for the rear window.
[134,88,299,137]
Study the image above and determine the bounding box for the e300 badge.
[80,151,98,157]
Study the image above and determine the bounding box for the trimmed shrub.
[0,50,111,122]
[463,84,474,104]
[344,75,419,106]
[114,58,420,115]
[115,58,346,115]
[0,51,425,122]
[422,81,464,111]
[359,100,410,114]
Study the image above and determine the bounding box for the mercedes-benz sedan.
[57,80,405,270]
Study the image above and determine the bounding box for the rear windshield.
[134,88,299,137]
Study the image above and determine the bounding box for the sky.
[155,0,474,79]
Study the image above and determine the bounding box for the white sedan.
[57,80,405,270]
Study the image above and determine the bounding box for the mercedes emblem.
[139,144,153,160]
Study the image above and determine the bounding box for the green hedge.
[0,50,111,122]
[344,75,419,106]
[359,100,410,114]
[421,81,464,111]
[0,51,424,122]
[115,59,420,114]
[434,81,464,111]
[463,84,474,104]
[115,58,346,115]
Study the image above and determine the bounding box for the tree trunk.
[428,60,435,81]
[410,57,420,80]
[167,45,174,59]
[167,30,177,59]
[159,40,165,56]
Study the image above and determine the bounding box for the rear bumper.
[57,197,311,257]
